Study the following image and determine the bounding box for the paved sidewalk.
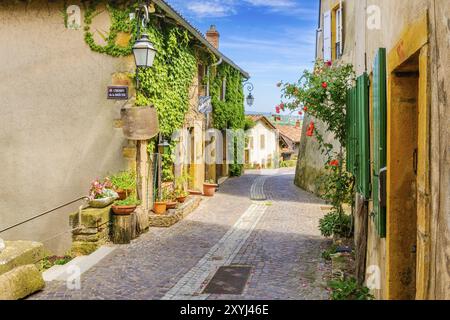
[30,169,331,300]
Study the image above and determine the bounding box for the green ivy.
[210,64,245,130]
[83,1,136,57]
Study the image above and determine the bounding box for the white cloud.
[168,0,316,19]
[185,1,236,18]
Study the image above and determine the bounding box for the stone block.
[71,240,105,257]
[0,264,45,300]
[70,206,112,228]
[0,241,46,276]
[115,32,132,48]
[331,252,355,280]
[148,196,201,228]
[123,146,136,159]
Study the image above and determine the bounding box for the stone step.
[0,241,46,276]
[42,246,115,282]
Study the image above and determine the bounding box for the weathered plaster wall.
[247,121,278,168]
[0,1,131,254]
[305,0,449,299]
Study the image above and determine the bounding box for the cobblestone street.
[30,168,331,300]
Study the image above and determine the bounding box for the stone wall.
[308,0,450,299]
[69,205,112,256]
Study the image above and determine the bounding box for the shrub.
[328,278,374,300]
[319,211,352,238]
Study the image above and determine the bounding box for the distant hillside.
[245,111,303,126]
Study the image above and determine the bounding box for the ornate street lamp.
[133,2,157,89]
[133,33,157,68]
[158,138,170,156]
[243,82,255,107]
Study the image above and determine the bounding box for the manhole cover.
[203,265,252,295]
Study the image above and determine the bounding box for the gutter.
[152,0,250,79]
[315,0,322,59]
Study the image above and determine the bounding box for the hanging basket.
[121,104,159,140]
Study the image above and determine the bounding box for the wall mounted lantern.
[243,82,255,107]
[133,2,157,89]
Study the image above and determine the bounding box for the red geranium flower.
[329,159,339,167]
[326,60,332,67]
[303,106,308,112]
[322,82,328,89]
[306,121,315,137]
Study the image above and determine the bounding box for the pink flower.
[298,111,303,115]
[326,60,332,66]
[275,106,280,114]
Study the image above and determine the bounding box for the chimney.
[206,25,220,49]
[295,120,301,128]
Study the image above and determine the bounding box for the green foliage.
[243,117,256,131]
[84,2,136,57]
[321,244,338,261]
[210,64,245,130]
[280,60,355,147]
[40,254,73,271]
[279,160,297,168]
[328,278,374,300]
[114,195,141,206]
[109,170,136,191]
[280,60,356,226]
[319,210,353,238]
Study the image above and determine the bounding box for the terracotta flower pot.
[153,202,167,215]
[188,190,202,196]
[203,183,218,197]
[176,196,187,203]
[116,189,133,200]
[112,205,137,215]
[166,201,177,210]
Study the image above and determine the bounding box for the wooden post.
[135,140,150,234]
[112,213,136,244]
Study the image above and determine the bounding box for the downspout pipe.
[206,57,223,97]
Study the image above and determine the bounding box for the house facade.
[0,0,248,254]
[245,116,279,169]
[276,122,301,161]
[300,0,450,299]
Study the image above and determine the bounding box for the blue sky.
[166,0,319,114]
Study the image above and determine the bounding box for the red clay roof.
[275,124,302,143]
[246,115,277,130]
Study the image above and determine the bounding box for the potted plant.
[165,190,178,210]
[203,179,218,197]
[88,178,118,208]
[121,101,159,140]
[153,188,168,215]
[109,170,136,200]
[112,195,141,215]
[175,188,189,203]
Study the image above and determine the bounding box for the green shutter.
[346,87,357,175]
[372,48,387,237]
[356,73,370,199]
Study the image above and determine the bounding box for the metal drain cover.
[203,265,252,295]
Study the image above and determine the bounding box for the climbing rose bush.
[278,60,356,237]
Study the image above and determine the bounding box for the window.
[260,134,265,149]
[220,77,227,101]
[248,136,254,150]
[323,1,344,61]
[198,64,206,96]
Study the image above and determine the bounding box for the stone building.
[0,0,248,254]
[298,0,449,299]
